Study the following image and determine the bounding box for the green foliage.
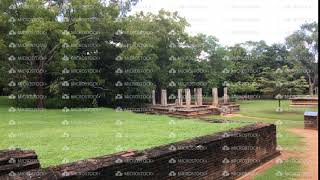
[228,82,258,95]
[286,22,318,95]
[0,0,317,108]
[258,66,308,97]
[11,98,96,108]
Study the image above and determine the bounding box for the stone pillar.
[177,89,183,106]
[197,88,203,105]
[212,88,218,106]
[194,88,198,105]
[152,90,156,105]
[224,87,228,104]
[185,89,191,107]
[161,89,167,106]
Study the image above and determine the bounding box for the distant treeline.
[0,0,317,108]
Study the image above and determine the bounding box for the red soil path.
[289,128,318,180]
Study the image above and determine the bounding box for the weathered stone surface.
[304,114,318,129]
[212,88,218,106]
[194,88,198,105]
[224,87,228,104]
[3,124,279,180]
[185,89,191,107]
[152,90,156,105]
[197,88,203,105]
[289,96,318,107]
[160,89,167,106]
[177,89,183,106]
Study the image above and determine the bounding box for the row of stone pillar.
[212,88,228,105]
[153,88,228,107]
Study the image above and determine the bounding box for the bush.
[11,99,37,108]
[12,98,96,109]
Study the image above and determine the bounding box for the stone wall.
[0,124,279,180]
[304,115,318,129]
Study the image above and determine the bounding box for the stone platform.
[149,87,240,117]
[304,111,318,129]
[149,103,240,117]
[150,104,216,117]
[290,96,318,107]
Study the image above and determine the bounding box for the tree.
[117,10,193,104]
[258,66,308,97]
[1,1,315,109]
[1,0,77,108]
[228,82,258,96]
[286,22,318,95]
[0,0,138,108]
[197,34,227,92]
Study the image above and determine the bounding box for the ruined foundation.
[150,88,240,117]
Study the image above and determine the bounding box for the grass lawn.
[0,97,317,179]
[208,99,318,180]
[0,97,244,167]
[237,100,315,122]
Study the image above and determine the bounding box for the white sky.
[131,0,318,46]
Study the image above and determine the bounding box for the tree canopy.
[0,0,317,108]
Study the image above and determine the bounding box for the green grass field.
[237,100,314,121]
[0,97,317,179]
[0,97,244,167]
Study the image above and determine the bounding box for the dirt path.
[289,128,318,180]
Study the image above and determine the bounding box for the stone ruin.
[150,87,240,117]
[304,111,318,130]
[289,96,318,108]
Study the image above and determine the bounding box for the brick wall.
[304,115,318,129]
[0,123,279,180]
[0,149,40,177]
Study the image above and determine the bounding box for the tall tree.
[118,10,192,103]
[0,0,138,108]
[258,66,308,97]
[286,22,318,95]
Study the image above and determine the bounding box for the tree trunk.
[309,83,314,95]
[307,73,314,96]
[155,83,161,105]
[36,73,44,109]
[307,74,314,95]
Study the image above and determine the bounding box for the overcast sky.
[131,0,318,46]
